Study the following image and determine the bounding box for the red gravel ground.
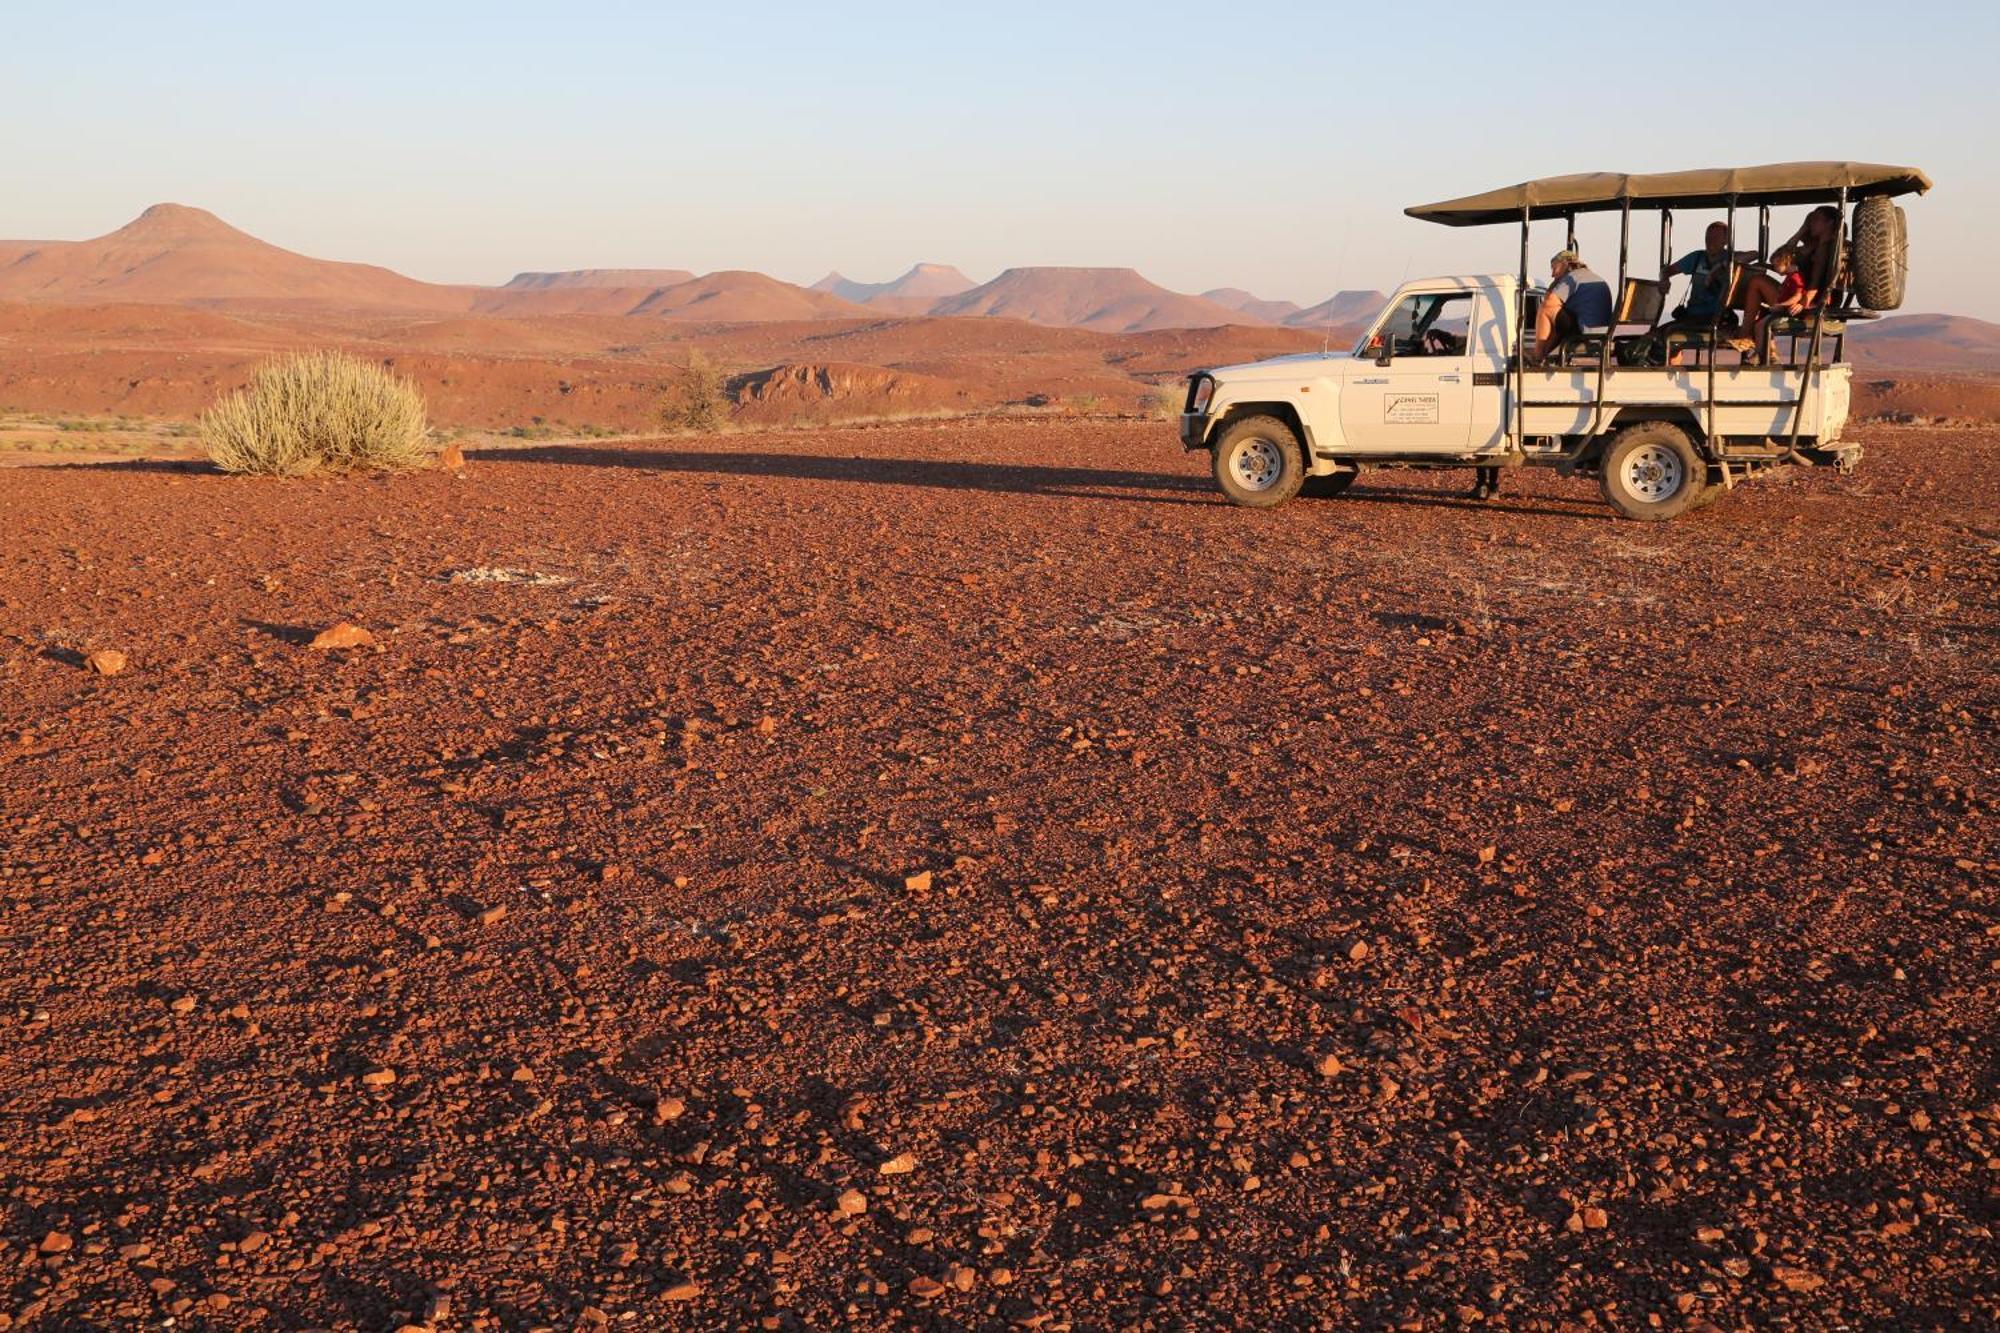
[1,421,1994,1330]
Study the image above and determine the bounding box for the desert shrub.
[661,349,730,433]
[201,351,431,476]
[1145,384,1186,420]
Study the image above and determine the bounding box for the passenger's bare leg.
[1734,274,1782,349]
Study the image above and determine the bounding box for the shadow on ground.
[473,445,1212,505]
[474,444,1607,521]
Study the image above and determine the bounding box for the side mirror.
[1373,333,1393,368]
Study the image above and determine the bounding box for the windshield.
[1355,292,1473,359]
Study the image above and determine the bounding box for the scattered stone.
[1772,1265,1825,1293]
[1314,1054,1343,1077]
[38,1231,73,1255]
[360,1068,397,1088]
[84,650,127,677]
[169,995,197,1014]
[878,1152,917,1176]
[309,623,375,651]
[238,1229,270,1254]
[653,1095,687,1123]
[509,1064,536,1083]
[437,442,465,470]
[477,904,507,926]
[908,1275,947,1300]
[662,1279,700,1302]
[834,1188,868,1215]
[1581,1206,1609,1231]
[904,870,934,893]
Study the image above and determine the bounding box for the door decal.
[1384,393,1439,424]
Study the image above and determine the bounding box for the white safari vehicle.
[1182,162,1930,520]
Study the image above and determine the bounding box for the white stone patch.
[441,567,573,587]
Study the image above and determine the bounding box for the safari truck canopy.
[1405,162,1931,226]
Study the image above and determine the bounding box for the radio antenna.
[1322,218,1352,356]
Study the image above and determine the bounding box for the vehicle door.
[1466,284,1513,452]
[1340,290,1475,453]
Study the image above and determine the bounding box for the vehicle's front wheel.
[1212,415,1307,508]
[1599,422,1705,521]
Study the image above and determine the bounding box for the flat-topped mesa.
[503,268,696,291]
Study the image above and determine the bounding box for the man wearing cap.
[1531,250,1612,366]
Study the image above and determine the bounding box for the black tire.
[1212,415,1307,508]
[1299,467,1358,499]
[1599,422,1706,521]
[1851,196,1907,311]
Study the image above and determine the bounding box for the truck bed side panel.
[1519,365,1849,439]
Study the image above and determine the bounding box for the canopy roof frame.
[1408,162,1930,227]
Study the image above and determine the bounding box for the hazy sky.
[4,1,1994,317]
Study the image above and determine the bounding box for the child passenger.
[1732,246,1809,364]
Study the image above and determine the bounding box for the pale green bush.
[202,351,431,476]
[660,349,730,433]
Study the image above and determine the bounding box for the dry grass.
[1145,382,1187,420]
[201,352,431,476]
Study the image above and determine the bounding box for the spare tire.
[1851,196,1907,311]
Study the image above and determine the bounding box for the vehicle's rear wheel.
[1600,422,1705,521]
[1212,416,1307,508]
[1851,196,1907,311]
[1299,466,1358,498]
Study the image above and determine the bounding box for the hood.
[1209,350,1353,380]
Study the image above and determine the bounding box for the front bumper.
[1179,411,1212,450]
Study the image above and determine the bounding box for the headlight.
[1188,375,1215,414]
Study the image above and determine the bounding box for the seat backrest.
[1615,277,1664,326]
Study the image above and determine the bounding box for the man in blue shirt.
[1531,250,1612,365]
[1662,222,1756,327]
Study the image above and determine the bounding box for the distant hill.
[1850,313,2000,371]
[932,267,1252,333]
[467,284,670,318]
[0,203,471,311]
[1284,290,1389,329]
[503,268,695,291]
[628,271,871,322]
[812,263,975,314]
[55,205,1994,355]
[1202,288,1300,324]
